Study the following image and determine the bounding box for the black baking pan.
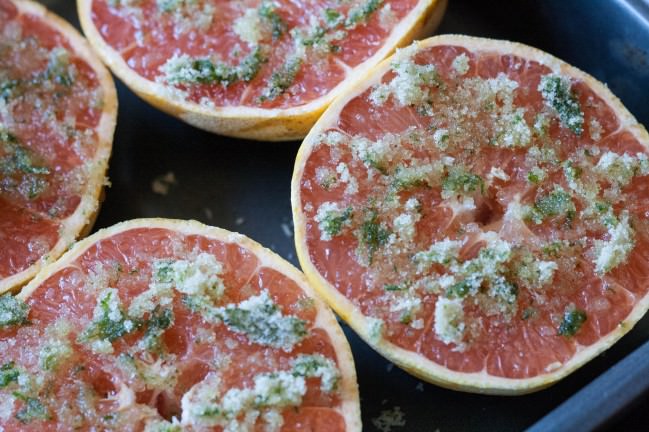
[43,0,649,430]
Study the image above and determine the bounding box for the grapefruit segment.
[0,0,116,294]
[0,198,59,278]
[292,35,649,394]
[78,0,447,140]
[0,219,361,430]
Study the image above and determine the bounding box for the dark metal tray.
[45,0,649,430]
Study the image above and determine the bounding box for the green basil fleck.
[558,309,587,337]
[13,392,51,423]
[0,362,19,388]
[0,294,30,328]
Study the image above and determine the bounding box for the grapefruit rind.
[291,34,649,395]
[77,0,447,141]
[18,218,362,430]
[0,0,117,295]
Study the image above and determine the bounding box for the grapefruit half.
[0,0,116,294]
[0,218,360,430]
[292,35,649,394]
[77,0,446,140]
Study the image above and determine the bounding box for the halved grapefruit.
[77,0,446,140]
[0,0,116,294]
[0,219,361,430]
[292,35,649,394]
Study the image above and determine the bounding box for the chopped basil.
[156,0,182,12]
[258,1,287,39]
[142,307,174,352]
[13,392,51,423]
[0,141,50,176]
[538,74,584,135]
[0,361,19,388]
[399,311,413,324]
[294,13,346,53]
[221,296,308,349]
[527,167,545,184]
[529,186,575,224]
[291,354,340,392]
[542,241,564,258]
[345,0,383,28]
[558,309,587,336]
[0,132,51,200]
[162,48,265,86]
[594,201,611,214]
[593,200,618,228]
[364,156,388,175]
[39,340,72,372]
[237,48,265,82]
[153,260,174,283]
[182,294,218,320]
[392,165,433,191]
[359,210,390,263]
[0,80,18,101]
[324,8,343,27]
[296,297,315,311]
[39,348,61,371]
[446,279,471,299]
[563,160,582,182]
[291,355,327,376]
[141,419,182,432]
[184,290,308,351]
[45,48,73,87]
[196,406,221,418]
[185,58,239,85]
[78,290,139,345]
[298,25,327,48]
[26,177,48,199]
[320,206,353,239]
[442,167,484,198]
[527,172,540,183]
[0,294,30,328]
[0,48,73,103]
[489,277,518,304]
[147,307,173,334]
[413,238,463,270]
[260,55,302,101]
[189,50,252,85]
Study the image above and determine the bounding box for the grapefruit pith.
[292,35,649,394]
[0,0,116,295]
[77,0,446,140]
[0,218,361,430]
